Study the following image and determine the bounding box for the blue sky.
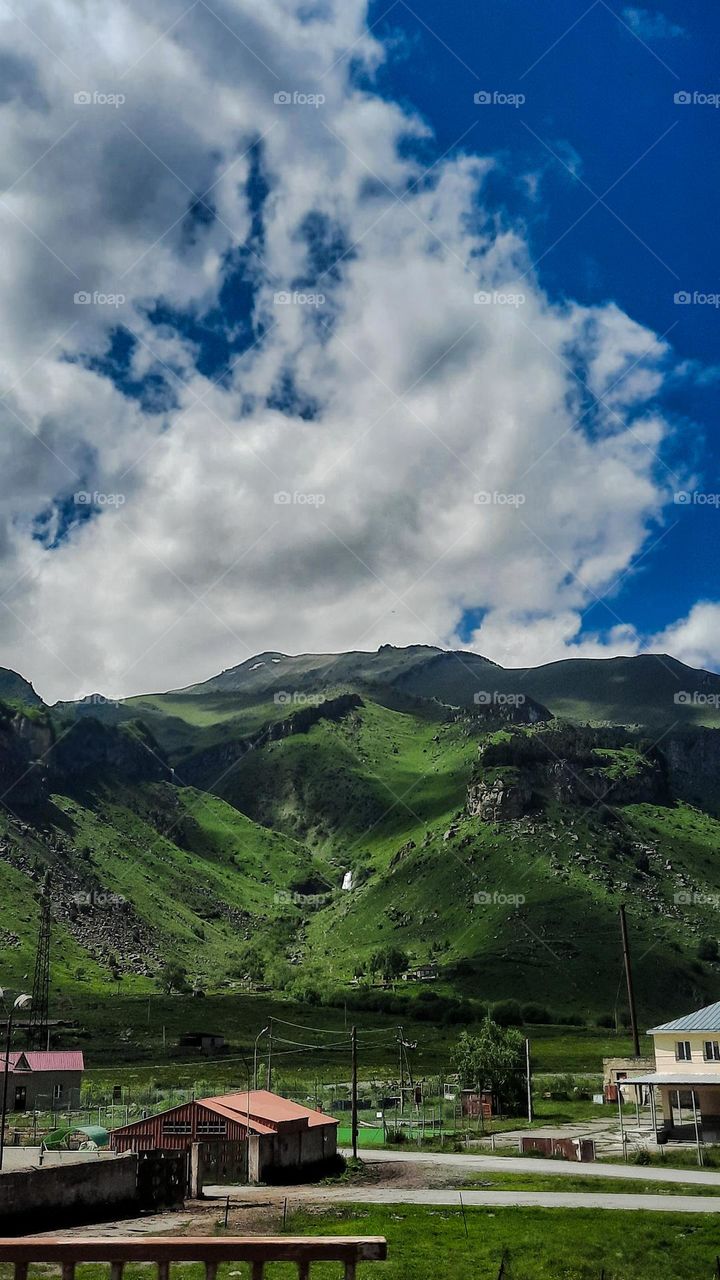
[0,0,718,699]
[366,0,719,640]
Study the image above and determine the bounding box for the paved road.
[204,1184,720,1214]
[340,1148,720,1187]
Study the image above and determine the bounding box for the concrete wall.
[602,1056,654,1086]
[250,1126,337,1184]
[0,1152,138,1224]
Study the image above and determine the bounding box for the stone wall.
[0,1153,138,1227]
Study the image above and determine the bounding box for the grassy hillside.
[0,779,327,992]
[3,646,720,1025]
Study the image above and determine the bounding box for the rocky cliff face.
[0,712,48,806]
[466,772,532,821]
[660,730,720,813]
[467,724,668,821]
[0,705,169,809]
[50,717,169,784]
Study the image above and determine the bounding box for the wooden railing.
[0,1237,387,1280]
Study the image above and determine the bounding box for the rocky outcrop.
[0,708,52,807]
[660,730,720,813]
[545,759,665,806]
[467,773,532,821]
[50,717,170,784]
[0,704,170,810]
[467,724,667,821]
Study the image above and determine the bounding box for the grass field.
[243,1204,720,1279]
[458,1170,720,1196]
[70,993,647,1083]
[1,1204,717,1280]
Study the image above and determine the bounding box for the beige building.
[632,1001,720,1141]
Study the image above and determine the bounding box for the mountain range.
[2,644,720,1021]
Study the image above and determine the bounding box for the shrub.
[698,938,719,962]
[633,1147,651,1165]
[386,1128,407,1144]
[491,999,523,1026]
[521,1003,552,1024]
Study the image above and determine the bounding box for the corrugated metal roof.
[110,1090,338,1140]
[4,1051,84,1072]
[629,1073,720,1086]
[201,1089,339,1129]
[648,1001,720,1033]
[201,1100,275,1134]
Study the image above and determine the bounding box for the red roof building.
[0,1050,85,1112]
[111,1089,339,1182]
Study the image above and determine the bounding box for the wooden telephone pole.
[351,1025,358,1160]
[619,904,641,1057]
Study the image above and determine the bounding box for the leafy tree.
[369,946,408,983]
[242,943,267,983]
[451,1018,525,1113]
[698,938,719,962]
[161,961,190,994]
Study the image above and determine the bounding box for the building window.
[703,1041,720,1062]
[162,1121,192,1135]
[197,1121,227,1135]
[53,1084,63,1100]
[676,1040,692,1061]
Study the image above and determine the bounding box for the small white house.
[632,1001,720,1141]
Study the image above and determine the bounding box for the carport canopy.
[623,1073,720,1087]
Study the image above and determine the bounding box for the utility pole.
[267,1018,273,1091]
[525,1038,533,1122]
[27,873,51,1051]
[351,1025,358,1160]
[619,904,640,1057]
[0,993,31,1170]
[398,1025,404,1114]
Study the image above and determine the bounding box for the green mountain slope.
[3,645,720,1020]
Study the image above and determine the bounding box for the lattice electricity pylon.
[27,872,51,1050]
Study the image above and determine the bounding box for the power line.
[270,1017,350,1036]
[270,1015,392,1038]
[272,1035,350,1052]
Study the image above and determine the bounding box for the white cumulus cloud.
[0,0,711,701]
